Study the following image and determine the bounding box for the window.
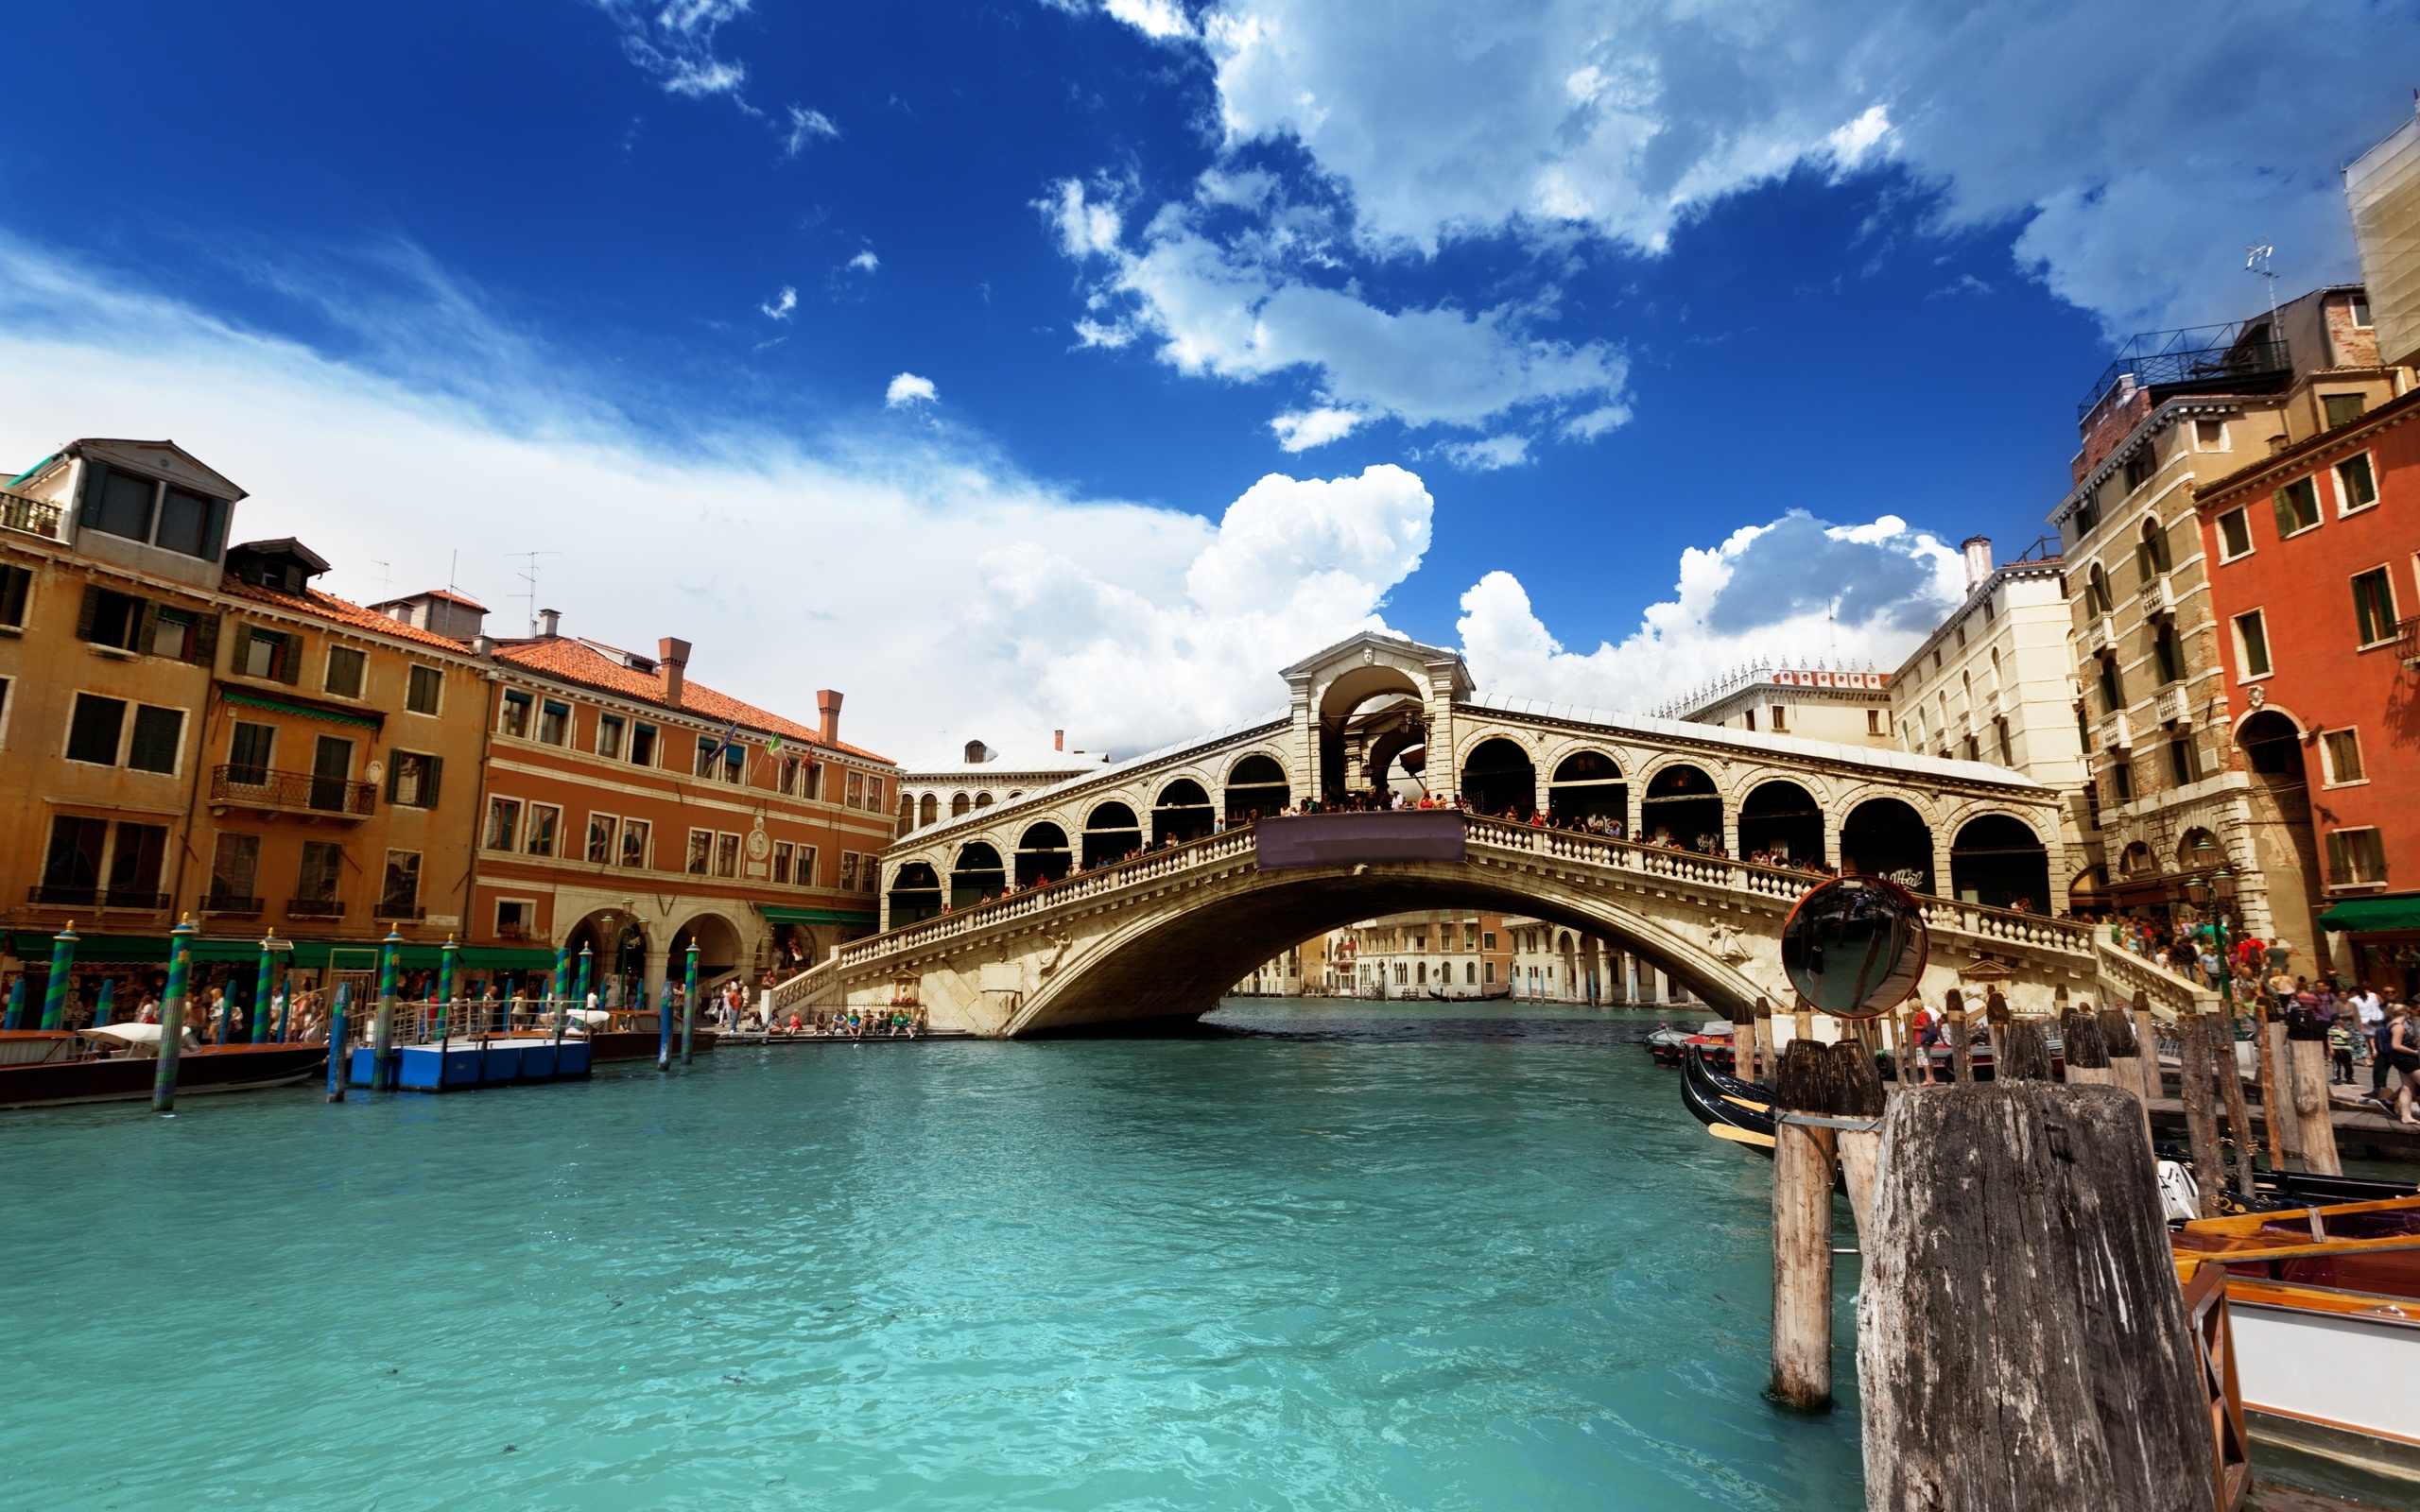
[406,664,442,715]
[695,735,720,778]
[42,816,108,893]
[630,722,656,766]
[2353,566,2398,647]
[387,750,441,808]
[2083,781,2101,833]
[715,833,740,878]
[2136,518,2170,579]
[2111,762,2133,802]
[2216,507,2253,561]
[2086,563,2114,613]
[105,822,165,901]
[537,699,571,746]
[380,850,422,917]
[778,756,803,795]
[2233,610,2272,679]
[296,841,343,904]
[2337,454,2379,514]
[1742,710,1755,732]
[794,844,818,885]
[1867,709,1883,736]
[484,797,522,850]
[0,563,27,627]
[239,626,298,682]
[587,813,618,864]
[498,690,531,737]
[2321,729,2366,785]
[229,721,275,780]
[868,775,885,812]
[525,804,560,857]
[2152,621,2181,685]
[310,736,354,811]
[596,714,625,760]
[2273,478,2322,537]
[2327,828,2389,888]
[1770,705,1788,732]
[2073,497,2100,537]
[496,899,533,936]
[87,467,157,541]
[1482,931,1496,951]
[2124,446,2157,491]
[772,839,794,884]
[127,705,182,774]
[1996,717,2014,765]
[721,744,745,783]
[2322,393,2368,429]
[2194,419,2227,450]
[686,829,713,875]
[79,587,144,650]
[950,792,970,818]
[1483,960,1495,985]
[150,608,205,661]
[2353,295,2374,329]
[151,488,219,558]
[2096,656,2124,715]
[2167,735,2198,786]
[65,694,126,765]
[846,770,866,809]
[620,819,649,868]
[324,645,367,698]
[208,833,260,905]
[840,851,860,890]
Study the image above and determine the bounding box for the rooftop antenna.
[512,550,562,637]
[2245,242,2282,327]
[371,558,394,603]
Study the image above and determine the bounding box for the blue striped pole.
[273,985,289,1044]
[152,917,197,1113]
[2,977,21,1030]
[658,953,674,1070]
[682,942,699,1066]
[93,978,115,1028]
[39,922,77,1030]
[251,932,282,1044]
[372,928,402,1091]
[574,944,594,1040]
[325,982,352,1101]
[551,942,571,1047]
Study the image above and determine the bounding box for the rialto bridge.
[771,633,2175,1036]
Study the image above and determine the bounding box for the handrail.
[2092,936,2222,1020]
[0,488,63,540]
[212,764,377,817]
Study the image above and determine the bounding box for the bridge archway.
[889,861,942,925]
[1015,822,1071,885]
[1153,779,1217,846]
[1548,750,1625,825]
[1082,801,1144,868]
[1223,754,1289,823]
[1462,737,1535,818]
[950,842,1007,909]
[1948,815,2048,911]
[1841,798,1933,893]
[1738,780,1823,866]
[1641,763,1722,851]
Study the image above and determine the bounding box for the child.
[2327,1017,2357,1086]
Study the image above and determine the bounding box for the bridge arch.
[1948,815,2048,912]
[1152,778,1218,847]
[1639,762,1723,852]
[889,861,942,925]
[1461,736,1536,818]
[1547,749,1626,825]
[1223,753,1290,822]
[1082,801,1144,868]
[950,842,1007,909]
[1016,821,1072,885]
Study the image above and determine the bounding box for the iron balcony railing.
[285,897,345,919]
[212,764,377,817]
[2079,319,2290,421]
[2398,615,2420,669]
[0,488,63,540]
[26,885,171,909]
[198,893,264,916]
[372,900,425,921]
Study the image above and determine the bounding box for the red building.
[2195,386,2420,996]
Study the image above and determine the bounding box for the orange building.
[468,614,896,1012]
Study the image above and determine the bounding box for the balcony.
[2078,319,2291,421]
[2154,686,2189,727]
[2399,615,2420,670]
[2099,712,2134,751]
[2137,576,2176,619]
[372,901,426,921]
[211,765,377,819]
[285,897,346,919]
[198,893,263,918]
[2085,615,2115,655]
[26,885,171,910]
[0,488,63,541]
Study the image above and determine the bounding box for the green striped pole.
[438,935,458,1037]
[39,922,78,1030]
[3,977,21,1030]
[325,982,352,1101]
[574,944,594,1033]
[251,931,282,1044]
[551,941,571,1047]
[682,942,699,1066]
[372,927,403,1091]
[152,917,197,1113]
[93,978,115,1028]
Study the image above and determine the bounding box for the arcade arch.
[1223,755,1289,823]
[951,842,1007,909]
[1016,822,1072,885]
[1083,801,1144,868]
[1547,750,1625,825]
[1153,779,1217,846]
[1738,780,1823,865]
[1841,798,1932,892]
[1948,815,2048,911]
[1462,737,1535,818]
[1640,764,1721,851]
[889,862,942,926]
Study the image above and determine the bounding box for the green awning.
[759,905,877,926]
[7,935,558,972]
[2315,896,2420,933]
[221,688,383,730]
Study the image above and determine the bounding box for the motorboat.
[0,1024,325,1110]
[1649,1019,1737,1069]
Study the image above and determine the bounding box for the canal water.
[1,1000,1863,1510]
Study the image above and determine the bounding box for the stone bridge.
[769,633,2128,1035]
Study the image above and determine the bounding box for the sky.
[0,1,2411,762]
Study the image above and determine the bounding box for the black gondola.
[1681,1044,1775,1150]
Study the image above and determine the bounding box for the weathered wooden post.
[2176,1013,2229,1217]
[1998,1002,2051,1082]
[2131,989,2164,1105]
[1984,988,2011,1071]
[1770,1040,1839,1410]
[151,918,197,1113]
[1859,1084,2218,1509]
[2210,1010,2261,1201]
[2255,1000,2294,1167]
[2096,1003,2155,1149]
[1754,998,1776,1080]
[1946,989,1974,1083]
[1828,1038,1886,1240]
[2060,1003,2111,1087]
[2286,1010,2342,1176]
[1730,1000,1757,1081]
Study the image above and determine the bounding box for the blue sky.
[0,1,2411,758]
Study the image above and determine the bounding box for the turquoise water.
[1,1001,1862,1511]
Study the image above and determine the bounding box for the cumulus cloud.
[885,371,938,407]
[1102,0,1194,41]
[783,105,840,155]
[1455,510,1965,713]
[1269,405,1362,451]
[760,285,797,319]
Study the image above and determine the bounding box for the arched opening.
[1841,798,1932,893]
[667,913,744,989]
[950,841,1007,909]
[2087,562,2113,613]
[974,792,994,811]
[560,913,651,1010]
[1082,801,1143,868]
[1316,662,1426,798]
[950,792,971,818]
[2177,827,2222,873]
[918,793,938,828]
[1949,815,2048,911]
[1462,738,1536,818]
[1015,821,1072,885]
[1223,755,1289,823]
[2238,709,2306,780]
[1548,750,1626,826]
[963,739,987,764]
[1640,764,1722,852]
[888,862,942,926]
[1153,778,1218,846]
[1737,780,1823,866]
[2118,841,2155,879]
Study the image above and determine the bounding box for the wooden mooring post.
[1945,989,1973,1084]
[1769,1040,1841,1411]
[1859,1084,2218,1509]
[2177,1012,2230,1218]
[2285,1010,2342,1176]
[1731,999,1759,1081]
[2210,1008,2262,1203]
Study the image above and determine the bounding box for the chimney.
[658,637,690,707]
[817,689,842,746]
[1054,729,1064,751]
[538,607,561,638]
[1960,536,1992,592]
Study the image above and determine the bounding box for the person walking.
[2386,1007,2420,1127]
[2360,984,2392,1097]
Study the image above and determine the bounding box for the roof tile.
[493,638,892,764]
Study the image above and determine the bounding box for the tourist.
[2328,1016,2358,1086]
[2386,1007,2420,1126]
[2360,985,2393,1096]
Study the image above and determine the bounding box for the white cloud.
[1102,0,1194,41]
[592,0,753,101]
[846,249,879,274]
[885,371,938,406]
[1455,511,1965,713]
[1439,434,1529,471]
[783,105,841,156]
[1269,405,1362,451]
[760,285,797,319]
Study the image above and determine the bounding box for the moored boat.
[0,1025,325,1110]
[1680,1044,1775,1149]
[1649,1019,1737,1068]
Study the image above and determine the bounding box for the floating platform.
[348,1036,592,1091]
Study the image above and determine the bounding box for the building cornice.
[2190,385,2420,511]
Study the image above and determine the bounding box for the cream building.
[1661,661,1893,747]
[894,734,1106,837]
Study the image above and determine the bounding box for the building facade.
[1334,910,1514,999]
[1661,662,1893,747]
[894,735,1107,838]
[2193,385,2420,996]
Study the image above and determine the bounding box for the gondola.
[1681,1044,1775,1151]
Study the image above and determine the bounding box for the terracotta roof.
[219,577,475,654]
[493,637,893,765]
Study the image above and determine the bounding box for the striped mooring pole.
[39,921,78,1030]
[574,944,594,1040]
[325,982,353,1101]
[372,927,403,1091]
[551,941,572,1048]
[682,941,699,1066]
[658,952,674,1071]
[152,917,198,1113]
[93,978,115,1028]
[3,977,22,1030]
[251,930,285,1045]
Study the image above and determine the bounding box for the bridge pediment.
[1283,630,1474,717]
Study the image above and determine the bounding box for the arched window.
[974,792,994,810]
[1015,821,1072,885]
[1462,738,1535,818]
[949,842,1007,909]
[1841,798,1933,893]
[1153,778,1217,845]
[2087,562,2113,613]
[2136,518,2170,580]
[887,862,942,926]
[1640,764,1722,852]
[1548,749,1625,825]
[950,793,971,818]
[1738,780,1822,865]
[1223,755,1289,823]
[918,793,938,827]
[1082,802,1143,868]
[963,739,988,764]
[1950,816,2048,911]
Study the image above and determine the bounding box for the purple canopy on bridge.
[1253,812,1468,871]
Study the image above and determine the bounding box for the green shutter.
[385,756,401,804]
[78,461,108,530]
[191,611,219,667]
[424,754,442,807]
[278,632,302,685]
[76,583,99,642]
[135,599,158,656]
